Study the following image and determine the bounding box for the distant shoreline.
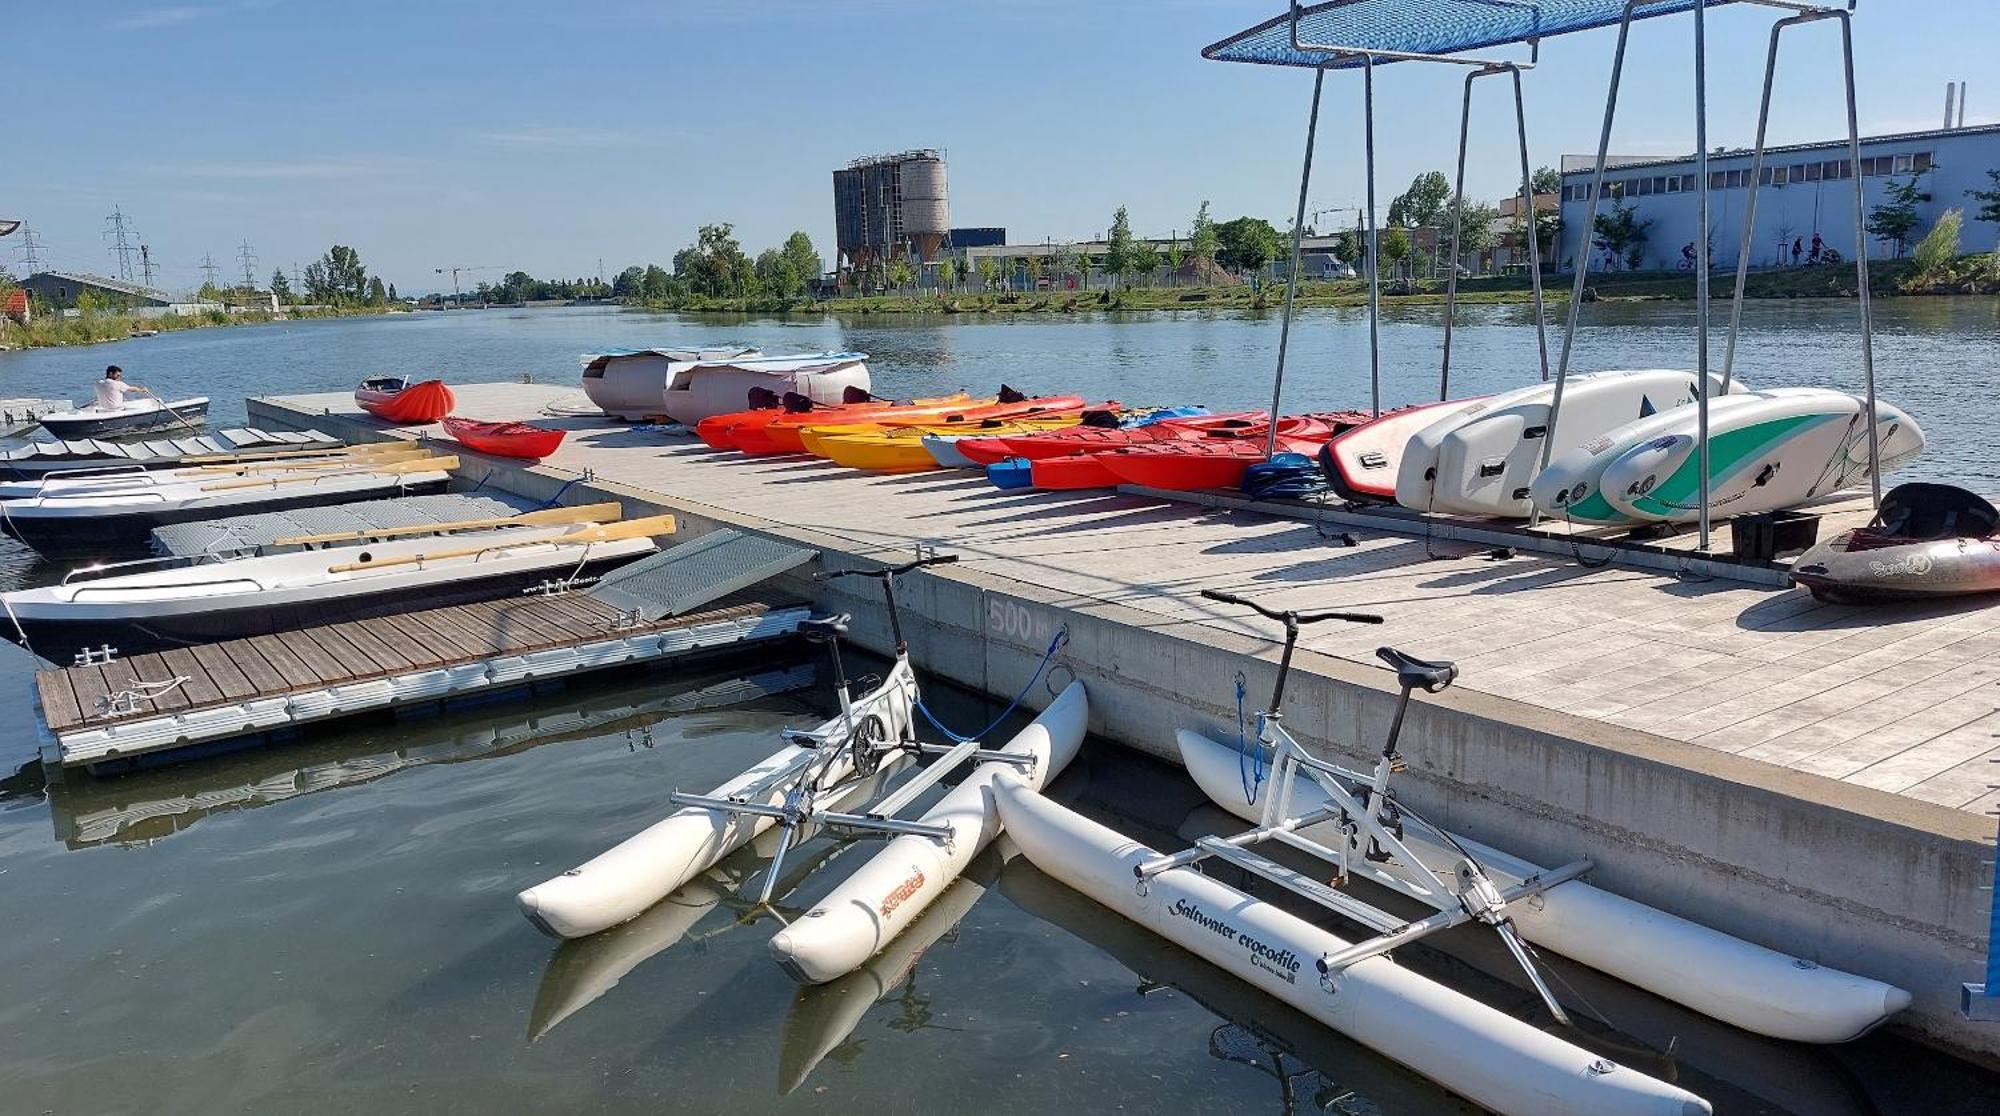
[0,305,394,353]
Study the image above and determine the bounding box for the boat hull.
[1791,531,2000,603]
[1323,399,1483,503]
[441,417,567,459]
[991,776,1710,1116]
[39,397,210,439]
[1176,728,1908,1042]
[356,380,455,424]
[769,681,1087,983]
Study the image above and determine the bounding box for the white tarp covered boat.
[769,681,1087,983]
[579,347,762,420]
[660,351,872,426]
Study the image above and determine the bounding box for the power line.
[200,253,222,289]
[140,244,159,287]
[104,206,139,281]
[237,239,259,289]
[15,224,44,273]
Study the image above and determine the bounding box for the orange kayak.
[356,377,454,424]
[749,393,996,455]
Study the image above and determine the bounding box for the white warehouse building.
[1556,121,2000,272]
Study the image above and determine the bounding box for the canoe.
[743,393,990,455]
[768,681,1087,984]
[990,777,1712,1116]
[38,396,211,439]
[1322,399,1486,503]
[356,377,455,423]
[1094,413,1365,492]
[1790,483,1999,603]
[440,416,567,459]
[1176,728,1909,1043]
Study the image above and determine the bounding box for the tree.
[1592,199,1653,271]
[1105,206,1135,288]
[1866,171,1932,257]
[387,283,398,302]
[269,267,292,303]
[1215,216,1283,274]
[1531,166,1563,197]
[1380,227,1412,276]
[612,265,645,299]
[1073,250,1091,289]
[780,231,821,291]
[1965,170,2000,249]
[754,249,797,298]
[367,276,388,305]
[1449,200,1500,266]
[1911,207,1963,279]
[1388,170,1452,228]
[1129,241,1160,286]
[1021,253,1043,288]
[640,264,671,302]
[1165,241,1185,285]
[887,257,916,290]
[1189,201,1219,265]
[315,245,368,303]
[975,256,1000,292]
[938,257,958,291]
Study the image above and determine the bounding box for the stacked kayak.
[695,387,968,451]
[981,412,1363,492]
[813,417,1083,473]
[734,392,994,455]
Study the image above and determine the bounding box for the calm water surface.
[1,303,1996,1113]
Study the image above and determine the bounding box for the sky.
[4,1,1997,296]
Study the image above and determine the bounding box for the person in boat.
[94,365,150,410]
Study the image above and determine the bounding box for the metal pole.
[1268,66,1327,459]
[1363,53,1381,418]
[1840,11,1883,509]
[1511,66,1551,386]
[1440,68,1480,401]
[1695,0,1714,550]
[1538,0,1641,527]
[1724,17,1799,391]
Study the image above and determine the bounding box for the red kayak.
[738,392,983,455]
[1089,412,1368,491]
[441,416,566,459]
[356,377,455,424]
[958,412,1266,467]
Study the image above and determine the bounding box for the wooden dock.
[34,590,808,767]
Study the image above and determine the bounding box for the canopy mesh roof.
[1204,1,1741,68]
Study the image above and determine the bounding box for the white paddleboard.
[1396,369,1737,518]
[1323,398,1486,503]
[1601,389,1924,523]
[1530,393,1771,525]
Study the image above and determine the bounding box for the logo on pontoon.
[879,866,926,918]
[1868,553,1934,579]
[1170,898,1302,984]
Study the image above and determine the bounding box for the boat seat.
[800,614,851,643]
[1376,646,1457,693]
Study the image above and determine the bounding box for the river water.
[0,302,1996,1114]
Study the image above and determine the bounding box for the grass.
[0,303,389,351]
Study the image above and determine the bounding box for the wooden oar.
[324,513,677,573]
[273,501,622,547]
[185,444,429,474]
[200,455,460,492]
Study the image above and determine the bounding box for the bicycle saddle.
[800,614,851,642]
[1376,646,1457,693]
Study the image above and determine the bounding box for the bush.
[1911,208,1963,279]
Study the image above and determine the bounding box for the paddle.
[136,389,207,438]
[178,441,410,466]
[199,454,460,491]
[273,501,622,546]
[323,513,677,573]
[185,444,430,474]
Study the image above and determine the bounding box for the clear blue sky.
[4,1,1994,295]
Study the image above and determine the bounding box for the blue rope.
[535,474,586,509]
[1235,670,1266,806]
[917,624,1070,743]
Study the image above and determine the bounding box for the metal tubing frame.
[1268,65,1330,459]
[1839,8,1883,509]
[1695,0,1713,548]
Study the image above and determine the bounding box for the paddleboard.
[1396,369,1737,518]
[1322,398,1486,503]
[1529,393,1769,524]
[1601,390,1923,523]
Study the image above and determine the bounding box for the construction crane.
[434,266,500,307]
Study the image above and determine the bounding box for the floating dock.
[149,491,536,556]
[250,381,2000,1063]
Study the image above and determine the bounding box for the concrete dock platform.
[253,381,1999,1061]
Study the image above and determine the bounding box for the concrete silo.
[832,150,950,274]
[900,154,950,263]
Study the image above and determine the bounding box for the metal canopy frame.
[1207,1,1728,458]
[1547,0,1879,548]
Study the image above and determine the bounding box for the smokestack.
[1958,82,1968,129]
[1945,82,1957,130]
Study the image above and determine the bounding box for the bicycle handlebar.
[815,553,960,582]
[1200,588,1382,627]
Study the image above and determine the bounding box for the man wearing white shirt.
[93,365,148,410]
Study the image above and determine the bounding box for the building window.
[1652,176,1667,194]
[1710,171,1727,190]
[1637,178,1653,196]
[1666,176,1681,193]
[1804,162,1822,182]
[1683,175,1699,192]
[1771,166,1789,185]
[1825,159,1850,179]
[1893,153,1913,174]
[1728,169,1748,188]
[1913,151,1933,172]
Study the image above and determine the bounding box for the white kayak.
[1396,370,1737,518]
[517,668,921,939]
[1177,728,1908,1043]
[769,680,1088,984]
[1601,389,1924,524]
[990,775,1710,1116]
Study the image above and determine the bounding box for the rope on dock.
[917,623,1069,744]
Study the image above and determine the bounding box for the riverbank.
[0,304,393,352]
[632,254,1998,316]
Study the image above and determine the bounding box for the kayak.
[746,393,994,455]
[811,418,1082,473]
[696,387,961,451]
[440,416,567,459]
[1096,413,1364,492]
[1791,483,2000,603]
[958,411,1264,468]
[356,377,455,423]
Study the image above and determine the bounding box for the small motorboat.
[356,377,455,423]
[38,396,210,439]
[2,514,671,658]
[0,441,427,501]
[1792,483,2000,603]
[440,416,567,459]
[0,455,458,560]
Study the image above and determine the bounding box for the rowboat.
[38,396,210,439]
[440,416,567,459]
[355,377,455,423]
[0,441,427,501]
[768,680,1086,983]
[2,513,671,657]
[0,455,458,560]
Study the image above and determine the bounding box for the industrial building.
[1557,120,2000,271]
[16,270,172,310]
[832,150,950,274]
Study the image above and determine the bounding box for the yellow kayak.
[811,417,1081,472]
